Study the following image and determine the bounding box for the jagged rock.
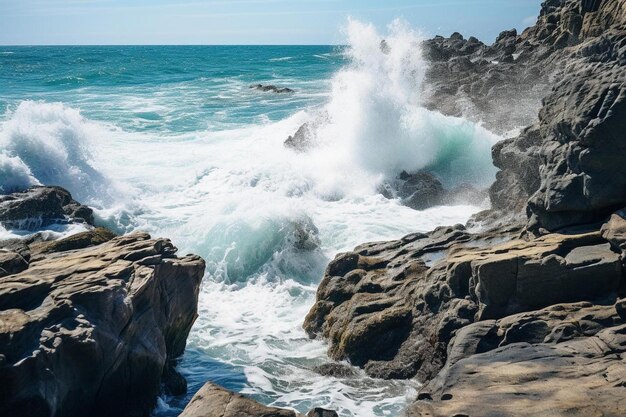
[378,171,445,210]
[0,232,206,417]
[424,0,626,232]
[180,382,297,417]
[526,29,626,231]
[602,209,626,251]
[312,362,358,378]
[0,186,94,229]
[250,84,295,94]
[284,123,315,152]
[304,223,623,381]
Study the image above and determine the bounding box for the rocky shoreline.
[0,187,206,417]
[304,0,626,415]
[1,0,625,416]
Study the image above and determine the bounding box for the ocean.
[0,20,500,416]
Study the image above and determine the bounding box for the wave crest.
[0,101,111,203]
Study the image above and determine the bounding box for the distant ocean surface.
[0,21,501,417]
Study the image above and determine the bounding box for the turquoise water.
[0,23,500,417]
[0,45,341,132]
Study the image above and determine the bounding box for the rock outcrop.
[0,186,95,229]
[407,300,626,417]
[305,3,626,415]
[250,84,295,94]
[180,382,297,417]
[305,210,626,412]
[0,187,206,417]
[378,171,487,210]
[425,0,626,232]
[179,382,338,417]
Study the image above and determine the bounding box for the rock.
[525,29,626,231]
[397,171,445,210]
[408,317,626,417]
[0,186,94,230]
[29,227,117,255]
[250,84,295,94]
[312,362,358,378]
[0,232,206,417]
[602,209,626,251]
[0,250,28,277]
[378,171,445,210]
[180,382,297,417]
[284,123,314,152]
[304,223,623,381]
[306,408,338,417]
[424,0,626,232]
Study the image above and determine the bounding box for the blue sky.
[0,0,542,45]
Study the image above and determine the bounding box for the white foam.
[296,19,500,188]
[0,21,502,416]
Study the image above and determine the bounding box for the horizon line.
[0,43,345,47]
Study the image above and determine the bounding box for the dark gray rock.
[0,186,94,230]
[306,408,338,417]
[312,362,358,378]
[250,84,295,94]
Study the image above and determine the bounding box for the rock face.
[0,215,205,416]
[0,186,95,229]
[180,382,297,417]
[425,0,626,231]
[304,211,626,372]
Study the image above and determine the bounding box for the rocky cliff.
[0,187,206,417]
[426,0,626,230]
[304,0,626,415]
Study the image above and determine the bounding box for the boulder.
[179,382,297,417]
[378,171,445,210]
[284,123,314,152]
[0,186,94,229]
[0,232,206,417]
[306,408,338,417]
[250,84,295,94]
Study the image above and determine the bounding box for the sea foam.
[0,20,503,417]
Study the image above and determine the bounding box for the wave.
[0,101,115,203]
[269,56,293,62]
[295,19,499,188]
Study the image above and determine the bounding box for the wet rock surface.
[305,210,626,413]
[180,382,297,417]
[0,186,94,229]
[250,84,295,94]
[426,0,626,230]
[0,188,206,417]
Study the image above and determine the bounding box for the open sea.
[0,20,500,416]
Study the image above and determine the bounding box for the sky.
[0,0,543,45]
